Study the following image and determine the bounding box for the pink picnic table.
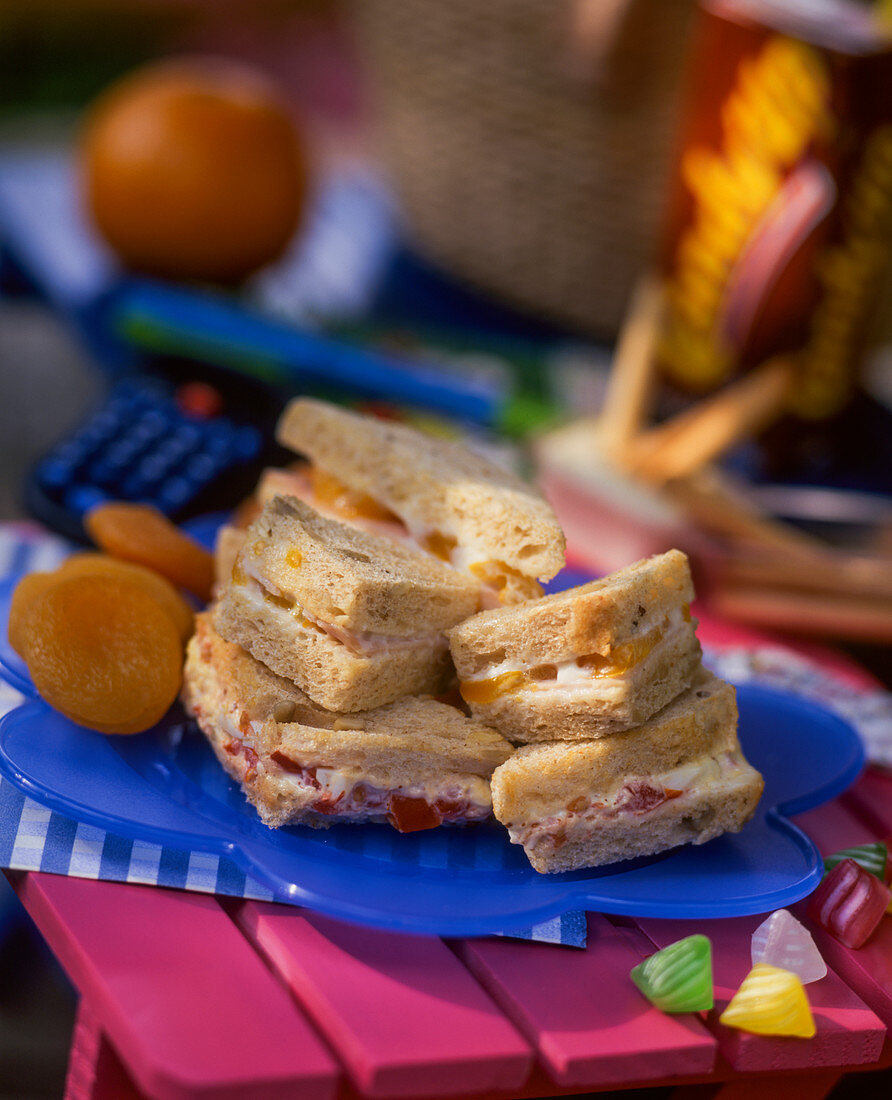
[7,616,892,1100]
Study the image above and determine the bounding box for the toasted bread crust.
[234,495,480,636]
[275,398,566,582]
[214,583,456,711]
[182,614,512,827]
[448,551,696,673]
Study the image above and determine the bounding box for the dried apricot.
[22,574,183,734]
[84,502,215,603]
[8,571,56,658]
[59,553,194,642]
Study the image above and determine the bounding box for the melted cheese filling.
[508,750,746,850]
[460,606,692,705]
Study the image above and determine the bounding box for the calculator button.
[138,454,173,484]
[64,484,111,516]
[233,425,262,458]
[158,477,193,509]
[37,458,73,489]
[183,454,215,484]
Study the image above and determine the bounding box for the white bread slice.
[491,670,764,872]
[275,397,566,588]
[448,550,702,739]
[183,613,512,829]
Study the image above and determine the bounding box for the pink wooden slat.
[234,902,532,1099]
[792,798,879,856]
[802,919,892,1031]
[15,874,339,1100]
[841,769,892,840]
[454,913,716,1089]
[65,1000,145,1100]
[635,916,885,1073]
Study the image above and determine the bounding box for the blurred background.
[0,0,891,1095]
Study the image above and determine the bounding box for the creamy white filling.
[267,755,493,819]
[509,750,744,847]
[463,607,691,695]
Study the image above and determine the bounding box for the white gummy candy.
[751,909,827,984]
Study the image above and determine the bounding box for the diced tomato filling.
[224,738,259,781]
[388,795,443,833]
[611,780,670,815]
[559,781,685,824]
[270,751,479,829]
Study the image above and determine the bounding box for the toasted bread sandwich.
[214,495,480,711]
[272,397,566,606]
[491,670,763,872]
[448,550,702,741]
[183,613,513,830]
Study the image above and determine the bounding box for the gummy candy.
[630,934,713,1013]
[808,858,891,949]
[824,842,888,882]
[751,909,826,984]
[720,963,815,1038]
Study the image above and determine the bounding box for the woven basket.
[352,0,697,337]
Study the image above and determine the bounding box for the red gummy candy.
[808,858,891,949]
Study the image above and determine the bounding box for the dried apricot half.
[59,553,194,642]
[8,571,56,658]
[22,573,183,734]
[84,502,215,603]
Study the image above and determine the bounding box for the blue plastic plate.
[0,567,866,935]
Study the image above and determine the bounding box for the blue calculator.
[25,372,283,542]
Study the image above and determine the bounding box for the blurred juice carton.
[658,0,892,425]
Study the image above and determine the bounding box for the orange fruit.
[80,56,307,283]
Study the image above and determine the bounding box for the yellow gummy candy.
[719,963,816,1038]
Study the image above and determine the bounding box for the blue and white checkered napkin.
[0,524,587,947]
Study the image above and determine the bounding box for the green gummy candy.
[824,842,888,881]
[630,934,714,1013]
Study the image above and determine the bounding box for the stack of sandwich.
[182,398,763,872]
[182,397,564,833]
[449,551,764,872]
